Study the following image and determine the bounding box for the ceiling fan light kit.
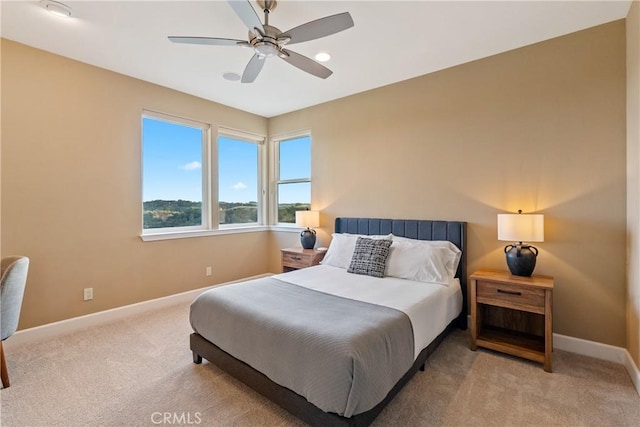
[169,0,354,83]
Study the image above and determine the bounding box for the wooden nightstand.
[469,269,554,372]
[281,248,326,272]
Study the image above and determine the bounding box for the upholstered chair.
[1,256,29,388]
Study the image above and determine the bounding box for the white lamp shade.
[295,210,320,228]
[497,213,544,242]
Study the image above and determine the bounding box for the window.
[142,110,265,237]
[218,135,260,226]
[142,112,209,232]
[274,134,311,224]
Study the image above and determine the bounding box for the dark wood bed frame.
[191,218,467,427]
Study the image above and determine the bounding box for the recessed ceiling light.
[40,0,72,18]
[223,72,241,82]
[314,52,331,63]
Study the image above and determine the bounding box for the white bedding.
[273,264,462,359]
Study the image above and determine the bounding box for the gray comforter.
[190,276,415,417]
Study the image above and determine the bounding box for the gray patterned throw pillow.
[347,237,392,278]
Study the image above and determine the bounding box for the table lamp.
[295,210,320,249]
[497,210,544,276]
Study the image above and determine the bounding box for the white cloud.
[232,182,247,190]
[181,161,201,171]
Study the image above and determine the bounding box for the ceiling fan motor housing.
[249,25,288,58]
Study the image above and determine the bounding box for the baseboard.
[553,333,640,396]
[622,348,640,396]
[6,273,273,348]
[553,333,628,363]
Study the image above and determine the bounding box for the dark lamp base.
[300,228,316,249]
[504,243,539,277]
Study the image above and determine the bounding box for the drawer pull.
[291,256,302,261]
[497,289,521,296]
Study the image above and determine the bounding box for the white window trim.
[140,226,271,242]
[269,129,312,226]
[140,112,267,241]
[217,127,266,228]
[139,224,302,242]
[141,110,211,235]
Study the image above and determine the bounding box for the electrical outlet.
[83,288,93,301]
[205,266,212,277]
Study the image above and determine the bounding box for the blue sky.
[142,117,310,204]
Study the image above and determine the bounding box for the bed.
[190,217,467,426]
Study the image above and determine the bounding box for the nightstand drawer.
[282,252,310,269]
[477,280,545,314]
[281,248,325,272]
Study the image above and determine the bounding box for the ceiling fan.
[168,0,354,83]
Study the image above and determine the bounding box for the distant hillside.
[143,200,203,229]
[277,203,311,223]
[143,200,308,228]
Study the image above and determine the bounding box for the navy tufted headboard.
[334,217,468,324]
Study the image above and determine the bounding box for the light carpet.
[0,301,638,426]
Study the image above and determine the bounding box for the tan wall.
[270,21,628,346]
[1,19,631,348]
[1,39,3,262]
[1,40,270,329]
[627,0,640,367]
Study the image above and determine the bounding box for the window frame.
[141,110,211,236]
[140,110,267,241]
[217,127,267,229]
[269,130,312,226]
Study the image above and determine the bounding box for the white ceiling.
[1,1,632,117]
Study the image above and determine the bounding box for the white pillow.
[387,237,462,285]
[321,233,392,269]
[392,235,461,253]
[392,235,462,275]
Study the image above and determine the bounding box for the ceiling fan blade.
[168,36,247,47]
[241,54,266,83]
[280,49,332,79]
[227,0,264,33]
[280,12,354,45]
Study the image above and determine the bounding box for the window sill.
[270,225,304,233]
[140,224,307,241]
[140,225,270,242]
